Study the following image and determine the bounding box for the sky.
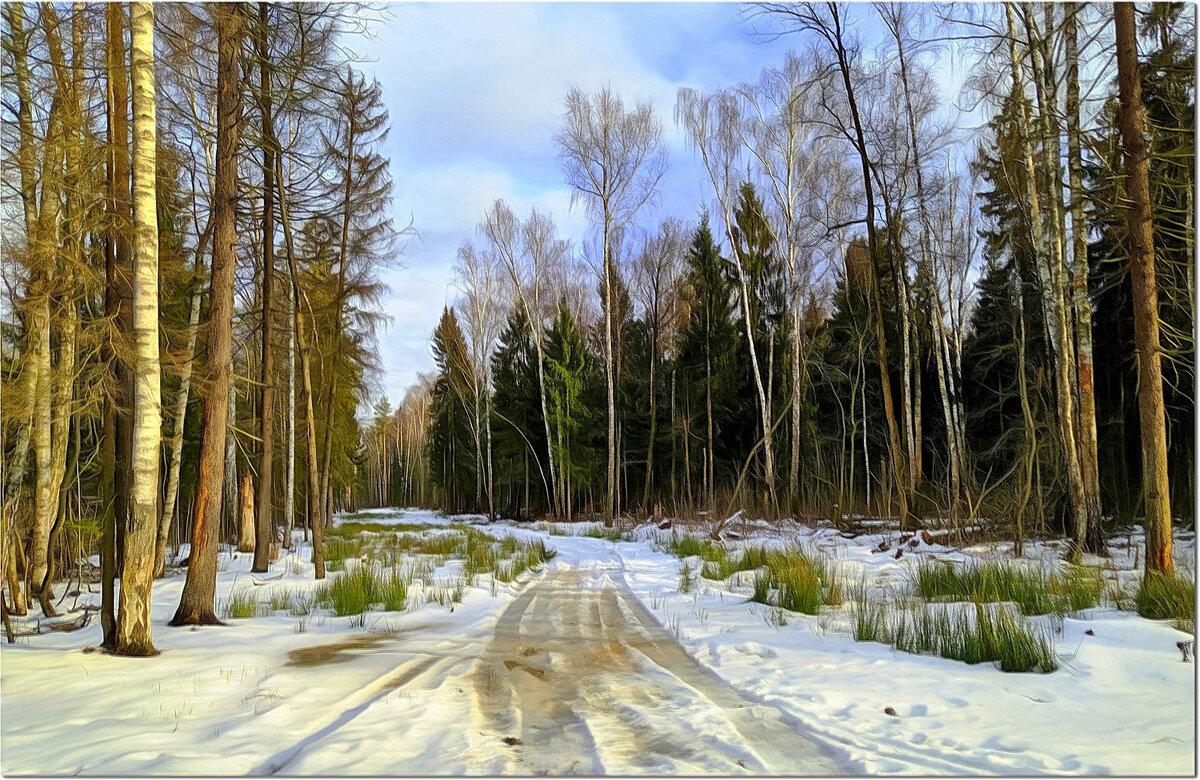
[347,2,973,407]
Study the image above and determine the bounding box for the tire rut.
[473,566,846,775]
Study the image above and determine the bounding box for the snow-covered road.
[473,566,841,774]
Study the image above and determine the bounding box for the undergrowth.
[855,590,1056,673]
[912,560,1101,617]
[1136,571,1195,626]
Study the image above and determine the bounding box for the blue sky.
[349,2,965,405]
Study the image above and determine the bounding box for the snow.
[1,509,1194,775]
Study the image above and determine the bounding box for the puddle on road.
[285,621,450,667]
[286,634,395,667]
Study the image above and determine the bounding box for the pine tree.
[428,309,479,513]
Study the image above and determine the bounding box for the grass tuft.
[748,548,840,615]
[912,560,1101,617]
[855,594,1056,673]
[221,588,261,619]
[1136,571,1195,623]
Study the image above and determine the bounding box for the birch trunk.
[27,10,67,609]
[1065,5,1103,552]
[1021,6,1089,561]
[116,0,160,655]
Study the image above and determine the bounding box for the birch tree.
[556,87,667,522]
[116,0,160,656]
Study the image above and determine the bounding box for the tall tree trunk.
[157,229,209,577]
[253,2,276,573]
[642,323,658,508]
[1064,4,1104,553]
[28,5,69,612]
[1,7,38,592]
[1021,5,1089,561]
[1114,2,1173,576]
[99,1,130,646]
[706,347,714,506]
[285,275,296,548]
[116,0,160,656]
[224,359,238,542]
[172,2,245,626]
[275,147,325,578]
[842,62,907,526]
[603,229,617,523]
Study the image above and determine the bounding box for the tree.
[172,2,246,627]
[750,2,909,525]
[557,87,667,522]
[675,87,781,511]
[428,308,478,512]
[629,220,684,507]
[481,201,566,517]
[253,1,278,573]
[676,216,741,502]
[316,70,396,531]
[1115,2,1172,576]
[115,0,161,656]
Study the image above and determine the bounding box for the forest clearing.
[1,1,1195,776]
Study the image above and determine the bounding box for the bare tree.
[675,86,780,510]
[556,87,667,522]
[453,241,506,521]
[735,52,831,508]
[480,201,566,517]
[749,2,910,525]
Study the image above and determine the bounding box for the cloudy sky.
[348,2,971,406]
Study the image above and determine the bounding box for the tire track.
[473,567,848,775]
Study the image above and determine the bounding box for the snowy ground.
[1,508,1195,775]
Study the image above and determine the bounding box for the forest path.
[253,561,844,775]
[471,565,843,775]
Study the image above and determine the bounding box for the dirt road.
[250,564,844,775]
[472,568,843,775]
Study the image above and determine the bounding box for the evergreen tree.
[490,308,547,518]
[545,304,604,519]
[428,308,478,513]
[676,215,742,498]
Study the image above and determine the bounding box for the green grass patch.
[267,587,295,612]
[322,535,365,567]
[221,588,262,619]
[328,520,434,537]
[1136,571,1195,622]
[315,564,413,616]
[855,595,1057,673]
[912,560,1101,617]
[748,548,841,615]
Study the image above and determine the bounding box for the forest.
[0,0,1194,665]
[377,5,1192,561]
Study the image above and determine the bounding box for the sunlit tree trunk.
[1114,2,1173,576]
[116,0,161,656]
[1064,4,1103,552]
[172,2,246,625]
